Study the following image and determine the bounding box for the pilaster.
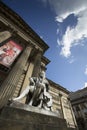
[59,93,64,119]
[20,62,34,103]
[68,99,78,129]
[0,45,32,109]
[32,50,42,77]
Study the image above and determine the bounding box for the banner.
[0,40,23,67]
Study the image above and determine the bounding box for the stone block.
[0,102,68,130]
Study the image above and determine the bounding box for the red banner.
[0,40,23,67]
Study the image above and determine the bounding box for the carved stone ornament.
[0,31,11,43]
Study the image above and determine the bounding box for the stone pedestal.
[0,102,68,130]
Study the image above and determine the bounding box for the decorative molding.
[0,31,11,43]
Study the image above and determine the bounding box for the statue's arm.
[13,86,30,101]
[29,77,37,86]
[47,94,52,107]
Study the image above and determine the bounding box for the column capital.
[27,41,35,49]
[59,93,62,97]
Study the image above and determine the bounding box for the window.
[76,106,80,111]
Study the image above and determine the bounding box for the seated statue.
[12,71,52,111]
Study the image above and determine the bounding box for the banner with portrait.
[0,40,23,67]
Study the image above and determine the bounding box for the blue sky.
[2,0,87,91]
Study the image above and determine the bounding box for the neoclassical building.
[0,1,77,130]
[70,87,87,130]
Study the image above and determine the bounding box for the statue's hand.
[12,98,16,101]
[9,98,13,102]
[7,98,14,105]
[12,97,19,101]
[9,97,19,102]
[38,82,45,89]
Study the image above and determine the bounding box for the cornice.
[48,79,70,94]
[41,56,50,65]
[0,1,49,53]
[71,97,87,105]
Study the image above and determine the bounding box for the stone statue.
[12,71,52,111]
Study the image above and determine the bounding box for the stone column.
[79,104,86,120]
[0,45,32,109]
[68,99,78,129]
[20,62,34,103]
[32,50,42,77]
[59,93,64,119]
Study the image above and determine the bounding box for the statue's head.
[39,71,46,79]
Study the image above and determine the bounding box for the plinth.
[0,102,68,130]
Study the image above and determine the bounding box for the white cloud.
[41,0,87,58]
[82,82,87,89]
[41,0,87,22]
[68,56,75,64]
[84,65,87,75]
[40,35,43,39]
[84,82,87,87]
[59,8,87,58]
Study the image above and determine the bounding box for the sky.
[2,0,87,92]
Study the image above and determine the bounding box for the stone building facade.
[0,1,49,108]
[0,1,77,130]
[48,79,77,128]
[70,87,87,130]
